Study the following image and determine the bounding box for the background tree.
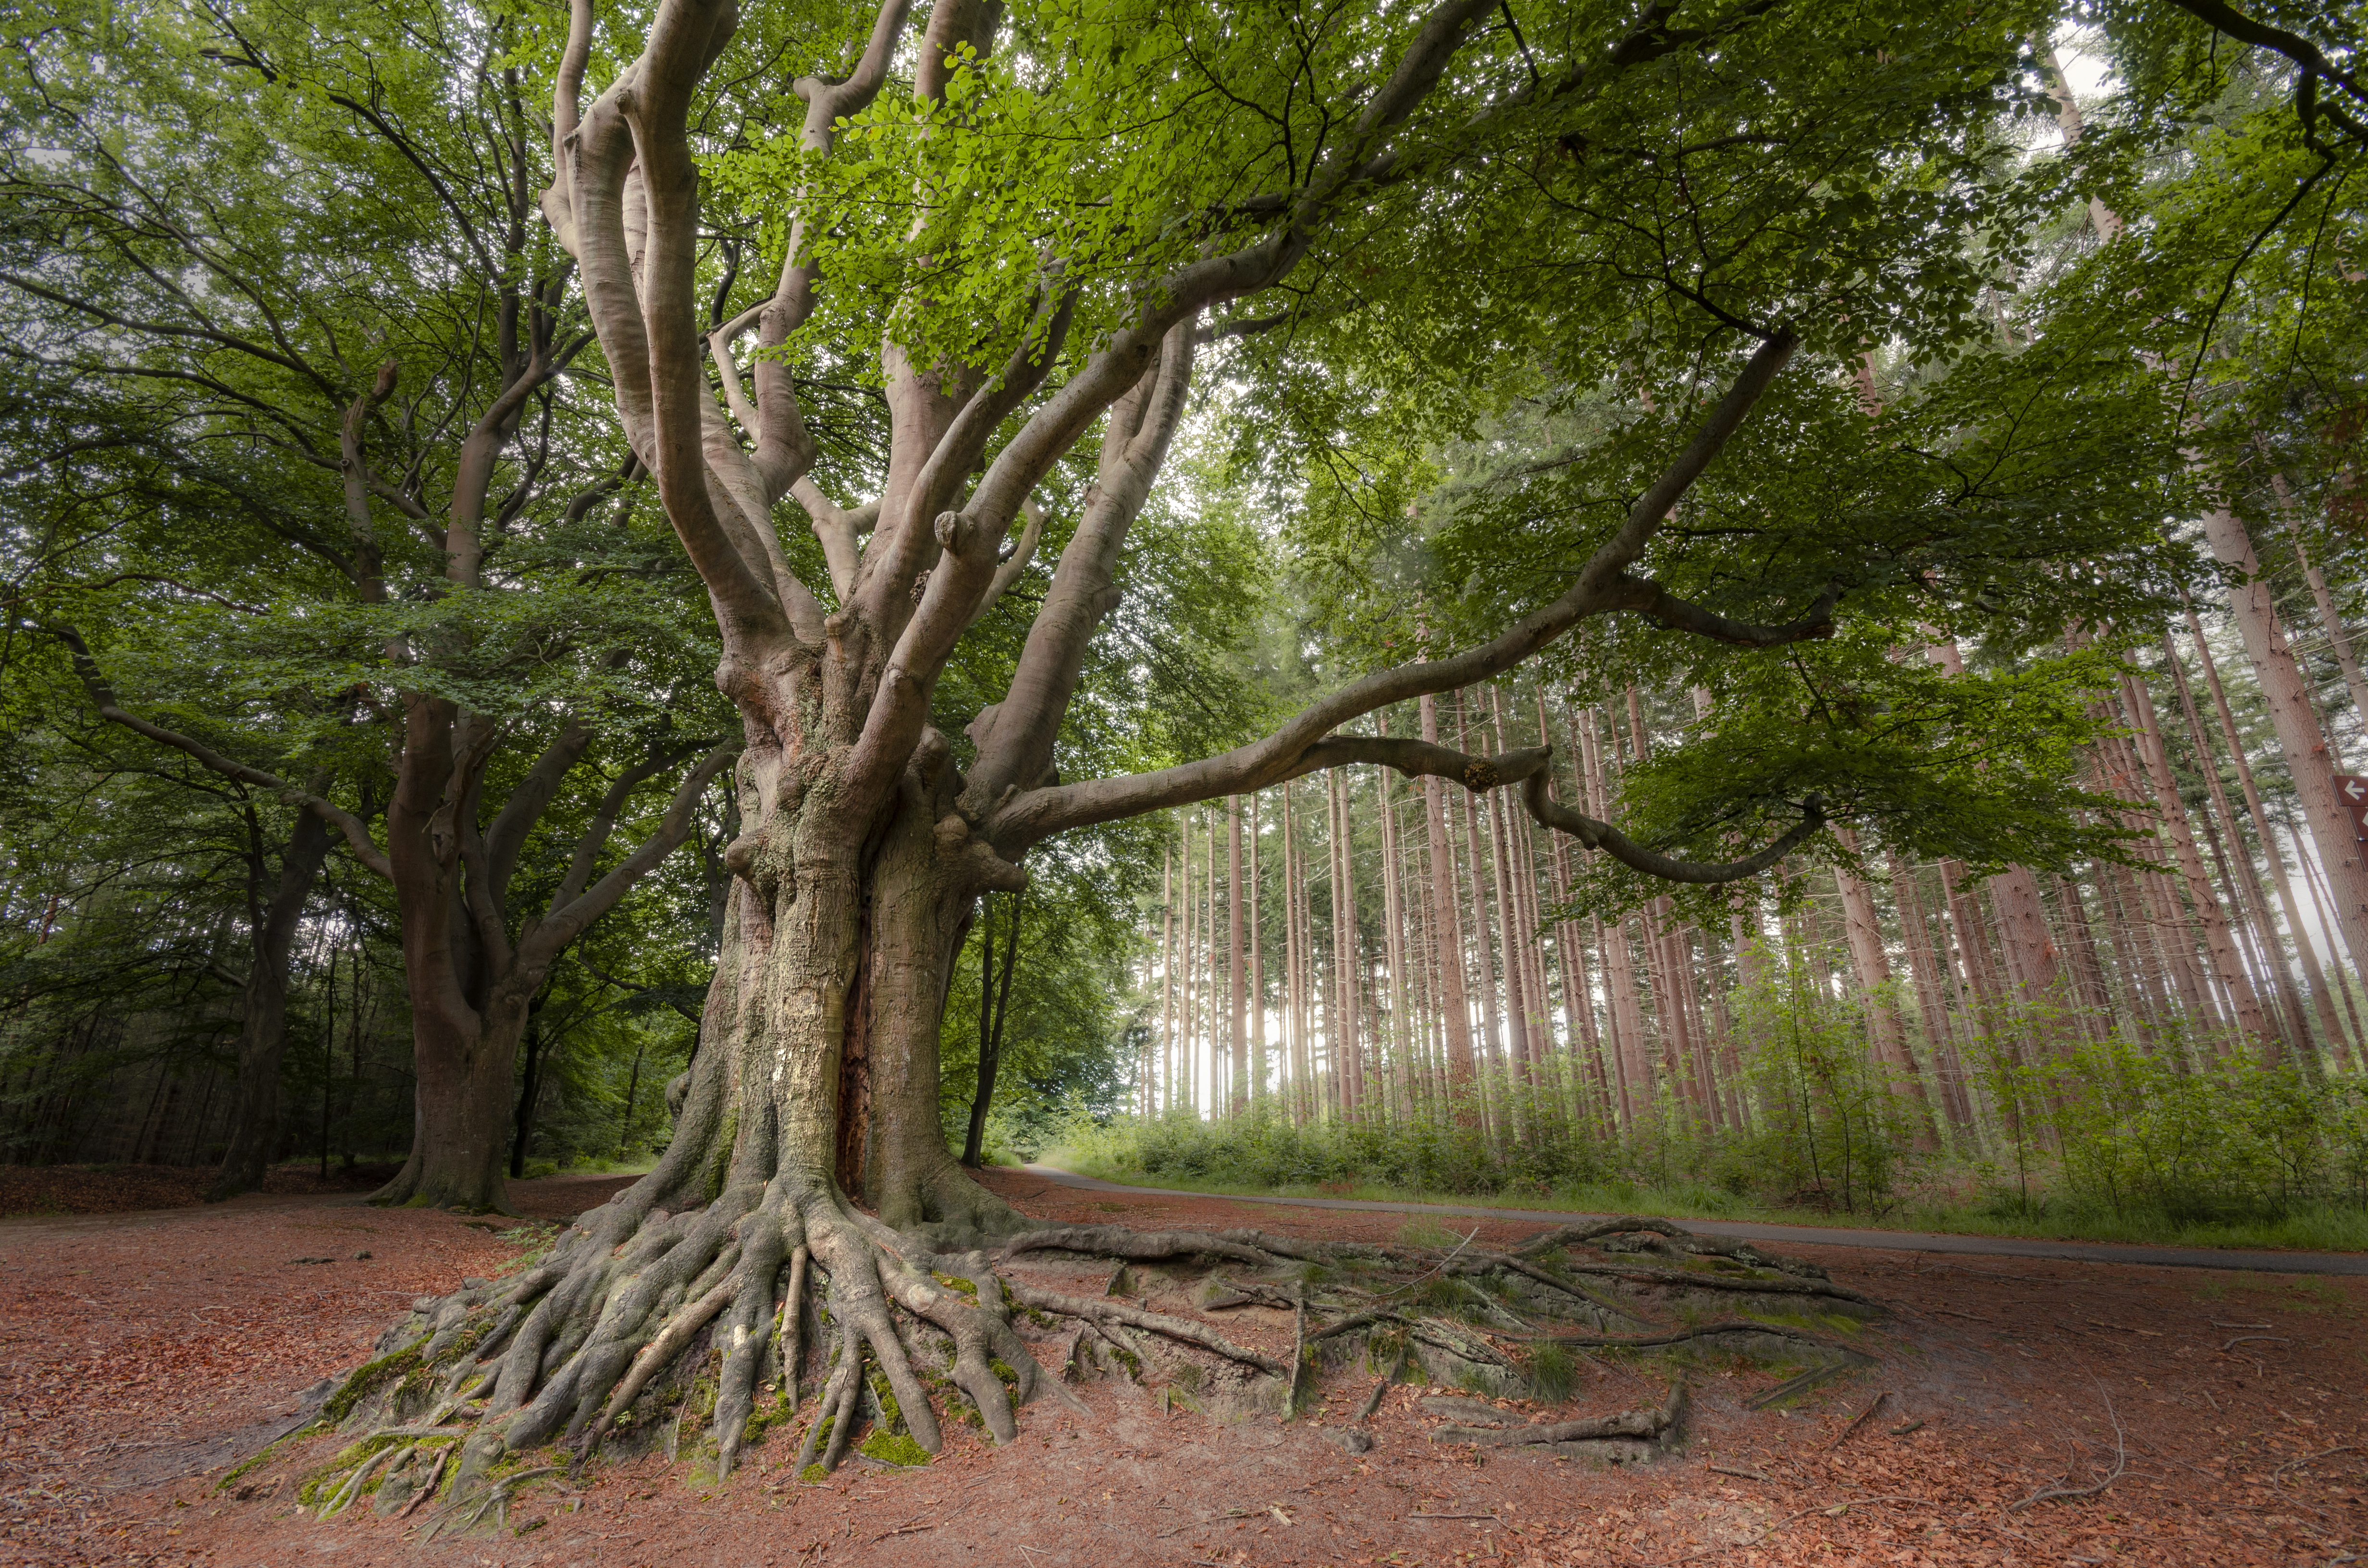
[0,0,738,1207]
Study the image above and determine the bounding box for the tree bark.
[2166,625,2329,1064]
[1418,692,1478,1102]
[2199,503,2368,1011]
[1829,825,1934,1145]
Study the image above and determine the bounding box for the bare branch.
[1615,574,1842,647]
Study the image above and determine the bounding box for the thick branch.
[965,326,1194,810]
[548,740,697,913]
[482,722,597,905]
[1615,575,1842,647]
[519,742,738,968]
[988,330,1801,850]
[51,625,392,879]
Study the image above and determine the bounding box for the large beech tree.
[19,0,2338,1503]
[372,0,2228,1490]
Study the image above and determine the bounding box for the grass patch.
[1040,1149,2368,1254]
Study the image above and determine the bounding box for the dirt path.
[1,1168,2360,1567]
[1022,1164,2368,1276]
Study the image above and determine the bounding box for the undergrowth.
[1050,989,2368,1254]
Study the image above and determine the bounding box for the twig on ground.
[1889,1420,1925,1436]
[1410,1511,1499,1520]
[2084,1321,2161,1336]
[1707,1463,1775,1482]
[1378,1228,1481,1299]
[396,1447,448,1520]
[1831,1391,1889,1449]
[870,1515,934,1542]
[1927,1308,1993,1322]
[2009,1380,2125,1513]
[2271,1444,2358,1482]
[1742,1361,1858,1411]
[1356,1376,1391,1424]
[2209,1321,2272,1330]
[2223,1335,2290,1352]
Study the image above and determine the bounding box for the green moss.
[988,1359,1018,1387]
[866,1370,903,1429]
[215,1425,319,1492]
[800,1462,829,1483]
[931,1272,979,1303]
[741,1387,798,1447]
[323,1338,428,1424]
[858,1430,930,1467]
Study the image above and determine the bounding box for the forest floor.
[0,1164,401,1219]
[0,1167,2361,1568]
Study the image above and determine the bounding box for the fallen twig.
[2270,1444,2358,1482]
[396,1447,449,1521]
[2222,1335,2290,1353]
[1378,1228,1481,1299]
[1831,1391,1888,1449]
[1706,1463,1774,1482]
[1742,1361,1858,1411]
[2084,1321,2161,1337]
[2008,1381,2124,1513]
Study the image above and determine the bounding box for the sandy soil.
[0,1166,2359,1567]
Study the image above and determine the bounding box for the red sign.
[2340,774,2368,841]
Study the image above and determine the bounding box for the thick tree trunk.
[206,807,335,1202]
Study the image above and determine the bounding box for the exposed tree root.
[1433,1378,1688,1448]
[1003,1225,1280,1267]
[1008,1283,1291,1376]
[296,1187,1884,1530]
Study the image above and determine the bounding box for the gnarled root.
[1432,1377,1689,1448]
[305,1189,1880,1524]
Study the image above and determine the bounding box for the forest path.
[1023,1163,2368,1275]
